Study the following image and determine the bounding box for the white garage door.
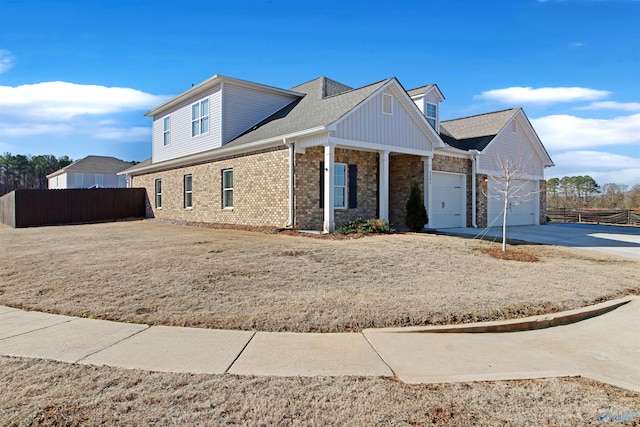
[430,172,466,228]
[487,179,538,226]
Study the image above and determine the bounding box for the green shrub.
[405,183,428,232]
[336,218,392,234]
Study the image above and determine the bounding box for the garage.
[430,172,466,228]
[487,179,538,226]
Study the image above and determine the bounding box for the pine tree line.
[0,153,73,196]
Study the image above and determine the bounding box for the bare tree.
[486,154,540,252]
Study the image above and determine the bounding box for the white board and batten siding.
[478,117,545,179]
[152,84,223,163]
[334,88,434,153]
[222,84,298,143]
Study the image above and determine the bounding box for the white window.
[155,179,162,208]
[511,119,517,133]
[191,98,209,137]
[184,174,192,208]
[222,169,233,208]
[95,174,103,187]
[75,173,83,186]
[118,175,126,188]
[163,116,171,145]
[334,163,347,209]
[382,93,393,115]
[426,103,437,129]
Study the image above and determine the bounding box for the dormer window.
[191,98,209,137]
[426,103,438,130]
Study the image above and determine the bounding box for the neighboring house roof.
[224,76,390,148]
[439,108,518,151]
[47,156,132,179]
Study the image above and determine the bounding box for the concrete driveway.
[437,223,640,259]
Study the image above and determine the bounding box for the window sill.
[223,207,234,211]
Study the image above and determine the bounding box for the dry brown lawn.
[1,356,639,426]
[0,220,638,332]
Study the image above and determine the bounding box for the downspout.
[283,138,295,228]
[470,150,479,228]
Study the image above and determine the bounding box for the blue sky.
[0,0,639,186]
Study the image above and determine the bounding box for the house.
[122,75,553,232]
[48,155,130,189]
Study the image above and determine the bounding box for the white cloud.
[0,82,171,121]
[476,86,610,105]
[531,113,640,150]
[0,50,15,74]
[569,42,585,48]
[93,126,151,141]
[551,150,639,169]
[0,141,14,151]
[578,101,640,112]
[0,122,74,137]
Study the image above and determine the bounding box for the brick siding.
[389,154,424,229]
[294,147,378,230]
[539,179,547,224]
[132,147,289,227]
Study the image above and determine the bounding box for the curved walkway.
[1,297,638,392]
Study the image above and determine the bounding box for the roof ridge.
[323,78,391,99]
[442,108,518,123]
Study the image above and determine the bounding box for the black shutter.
[348,164,357,209]
[319,161,324,208]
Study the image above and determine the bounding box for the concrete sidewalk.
[1,297,638,391]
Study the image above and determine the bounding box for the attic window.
[426,103,437,129]
[382,93,393,115]
[511,120,517,133]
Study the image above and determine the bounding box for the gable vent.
[382,93,393,115]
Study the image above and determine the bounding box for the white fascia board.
[124,126,327,176]
[423,84,445,101]
[517,109,555,167]
[491,108,554,168]
[144,74,303,118]
[434,147,472,159]
[328,137,433,157]
[46,169,66,179]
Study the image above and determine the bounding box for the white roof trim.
[122,126,327,176]
[145,74,303,118]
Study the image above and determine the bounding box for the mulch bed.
[478,247,540,262]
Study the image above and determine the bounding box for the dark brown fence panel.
[547,208,640,227]
[0,188,146,228]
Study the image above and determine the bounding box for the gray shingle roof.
[406,84,435,97]
[225,77,390,147]
[439,108,518,151]
[47,155,131,178]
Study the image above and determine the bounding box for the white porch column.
[422,155,433,228]
[379,150,390,222]
[323,144,335,233]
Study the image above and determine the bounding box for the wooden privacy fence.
[547,208,640,227]
[0,188,147,228]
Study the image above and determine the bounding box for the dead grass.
[0,220,638,332]
[1,356,638,426]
